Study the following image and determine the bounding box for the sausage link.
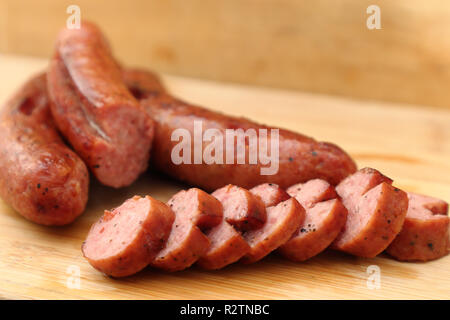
[0,73,89,226]
[122,69,357,191]
[47,22,154,188]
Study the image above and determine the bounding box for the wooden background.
[1,0,450,109]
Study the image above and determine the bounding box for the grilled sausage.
[331,168,408,258]
[82,195,174,277]
[249,183,291,207]
[197,185,267,269]
[386,192,449,261]
[122,69,357,191]
[242,185,305,264]
[279,179,347,261]
[151,188,222,271]
[0,73,89,226]
[212,184,267,231]
[47,22,154,188]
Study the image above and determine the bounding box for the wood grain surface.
[2,1,450,109]
[0,54,449,299]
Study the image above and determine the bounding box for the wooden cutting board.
[0,54,449,300]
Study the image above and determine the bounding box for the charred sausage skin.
[0,73,89,226]
[47,22,154,188]
[122,69,357,191]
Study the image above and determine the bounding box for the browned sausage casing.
[0,73,89,226]
[47,22,154,188]
[122,69,357,191]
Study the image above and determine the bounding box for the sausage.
[196,221,250,270]
[386,192,449,261]
[249,183,291,207]
[82,195,174,277]
[198,185,265,269]
[280,179,347,261]
[0,73,89,226]
[122,68,166,100]
[151,188,223,272]
[331,168,408,258]
[47,22,154,188]
[212,184,267,231]
[242,188,305,264]
[122,69,357,191]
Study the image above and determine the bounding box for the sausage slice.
[212,184,266,231]
[331,168,408,258]
[82,196,174,277]
[151,188,223,272]
[0,73,89,226]
[279,179,347,261]
[386,192,449,261]
[47,21,154,188]
[241,191,305,264]
[198,185,266,269]
[196,221,250,270]
[249,183,291,207]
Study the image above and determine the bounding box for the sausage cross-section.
[386,192,449,261]
[151,188,223,272]
[0,73,89,226]
[82,196,174,277]
[197,185,266,269]
[242,184,305,264]
[47,22,154,188]
[331,168,408,258]
[212,184,267,231]
[280,179,347,261]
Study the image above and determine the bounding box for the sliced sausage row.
[82,167,448,277]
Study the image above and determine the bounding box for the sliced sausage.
[198,185,267,269]
[279,179,347,261]
[242,196,305,264]
[0,73,89,226]
[122,69,357,191]
[82,195,174,277]
[196,221,250,270]
[331,167,408,258]
[249,183,291,207]
[212,184,266,231]
[386,192,449,261]
[47,21,154,188]
[151,188,223,272]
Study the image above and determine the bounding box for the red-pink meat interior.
[292,199,336,238]
[250,183,289,207]
[212,185,247,220]
[205,221,239,251]
[287,179,332,209]
[84,197,150,260]
[337,184,383,245]
[244,199,292,246]
[407,192,448,219]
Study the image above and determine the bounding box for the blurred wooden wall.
[1,0,450,108]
